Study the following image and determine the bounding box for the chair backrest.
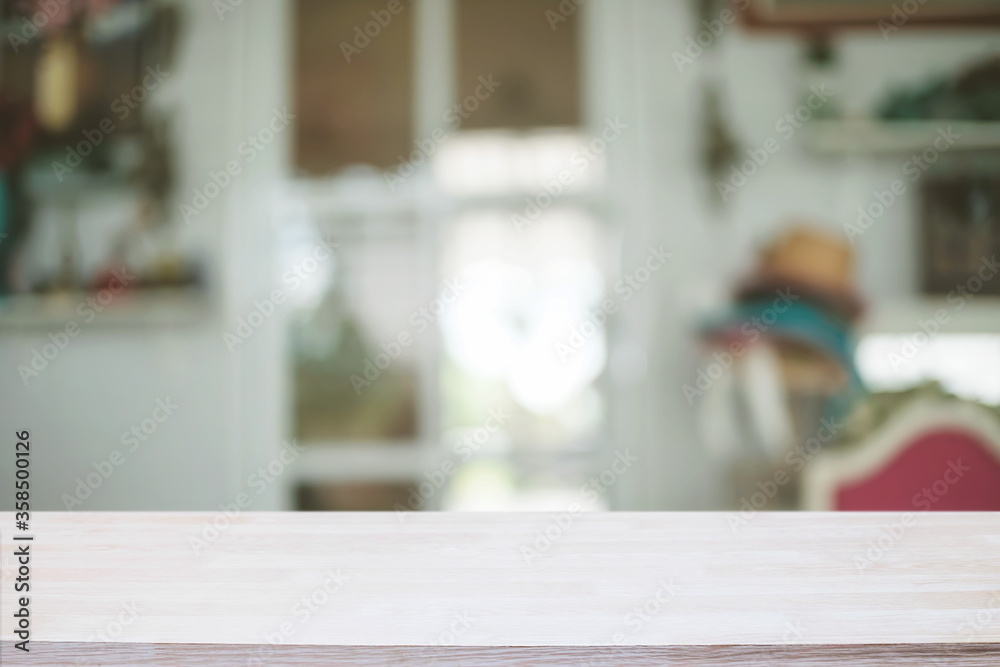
[804,399,1000,511]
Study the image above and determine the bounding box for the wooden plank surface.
[2,512,999,661]
[3,643,1000,666]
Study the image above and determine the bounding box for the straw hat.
[737,225,865,321]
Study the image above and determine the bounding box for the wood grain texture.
[2,512,999,654]
[2,642,1000,666]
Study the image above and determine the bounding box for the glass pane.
[456,0,581,129]
[437,206,612,509]
[283,210,423,442]
[294,0,414,174]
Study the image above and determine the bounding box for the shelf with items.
[803,119,1000,156]
[860,296,1000,335]
[0,288,210,330]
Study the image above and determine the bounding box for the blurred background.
[2,0,1000,513]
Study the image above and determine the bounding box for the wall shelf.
[803,119,1000,155]
[861,296,1000,335]
[0,289,211,331]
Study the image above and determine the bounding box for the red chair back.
[835,428,1000,511]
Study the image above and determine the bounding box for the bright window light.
[856,334,1000,406]
[432,129,605,196]
[440,208,608,415]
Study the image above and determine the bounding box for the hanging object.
[34,37,81,133]
[702,84,740,207]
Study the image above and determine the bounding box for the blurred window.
[293,0,414,174]
[856,334,1000,406]
[437,204,610,509]
[287,0,609,511]
[456,0,581,129]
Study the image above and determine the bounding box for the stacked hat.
[701,225,866,404]
[735,226,864,324]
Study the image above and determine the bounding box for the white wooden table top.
[2,512,999,660]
